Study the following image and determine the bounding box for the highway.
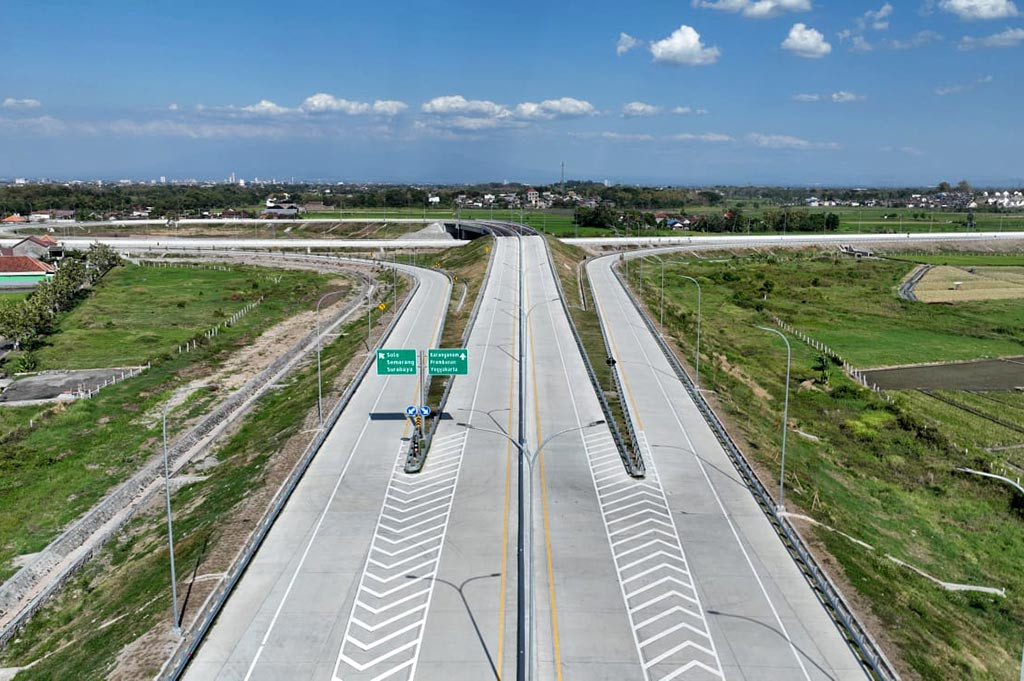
[183,260,451,680]
[585,251,869,680]
[0,236,463,251]
[178,233,878,680]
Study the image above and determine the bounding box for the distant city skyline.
[1,0,1021,186]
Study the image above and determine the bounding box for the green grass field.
[888,253,1024,267]
[634,253,1023,367]
[0,303,379,679]
[31,265,326,369]
[629,252,1024,680]
[0,263,340,582]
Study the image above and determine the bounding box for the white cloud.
[571,131,655,141]
[692,0,811,18]
[2,97,42,110]
[616,32,643,55]
[514,97,596,119]
[666,132,733,142]
[421,95,510,118]
[935,74,995,94]
[241,99,292,115]
[745,0,812,18]
[372,100,409,116]
[650,25,721,65]
[958,26,1024,48]
[302,93,371,115]
[623,101,662,117]
[670,105,708,115]
[420,94,593,132]
[793,91,865,102]
[747,132,839,149]
[0,115,65,134]
[831,90,865,102]
[940,0,1018,19]
[0,115,321,140]
[851,35,875,51]
[167,103,179,111]
[601,131,655,141]
[863,3,894,29]
[887,30,943,48]
[782,23,832,57]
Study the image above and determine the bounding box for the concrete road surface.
[185,233,873,681]
[183,263,451,681]
[586,251,870,680]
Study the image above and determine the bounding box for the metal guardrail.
[592,262,646,476]
[158,257,423,679]
[609,259,901,681]
[407,238,497,473]
[540,237,644,477]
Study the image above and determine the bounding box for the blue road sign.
[419,405,432,416]
[405,406,417,416]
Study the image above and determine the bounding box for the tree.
[697,190,722,206]
[758,278,775,300]
[936,181,952,193]
[956,179,972,193]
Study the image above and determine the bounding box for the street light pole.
[677,275,702,390]
[515,233,527,681]
[455,416,605,681]
[660,259,665,327]
[757,326,791,511]
[315,290,347,427]
[162,404,181,634]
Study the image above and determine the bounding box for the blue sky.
[1,0,1021,185]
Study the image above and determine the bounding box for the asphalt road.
[183,261,451,680]
[586,252,869,680]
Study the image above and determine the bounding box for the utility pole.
[757,326,792,511]
[162,404,181,634]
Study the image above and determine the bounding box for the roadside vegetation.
[624,249,1024,680]
[22,220,418,241]
[424,237,493,420]
[0,300,386,679]
[0,263,343,582]
[0,244,120,363]
[545,237,635,457]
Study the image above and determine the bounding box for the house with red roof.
[0,255,56,288]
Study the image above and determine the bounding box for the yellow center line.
[496,294,517,679]
[527,261,564,681]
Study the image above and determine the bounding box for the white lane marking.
[332,237,516,681]
[238,273,443,680]
[601,262,813,680]
[528,236,724,681]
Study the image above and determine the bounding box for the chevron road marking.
[581,429,725,681]
[333,431,468,681]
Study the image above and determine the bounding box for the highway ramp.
[183,263,451,680]
[586,251,870,680]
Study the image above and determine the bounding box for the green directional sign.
[428,348,469,375]
[376,349,417,375]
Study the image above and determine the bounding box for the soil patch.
[865,357,1024,391]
